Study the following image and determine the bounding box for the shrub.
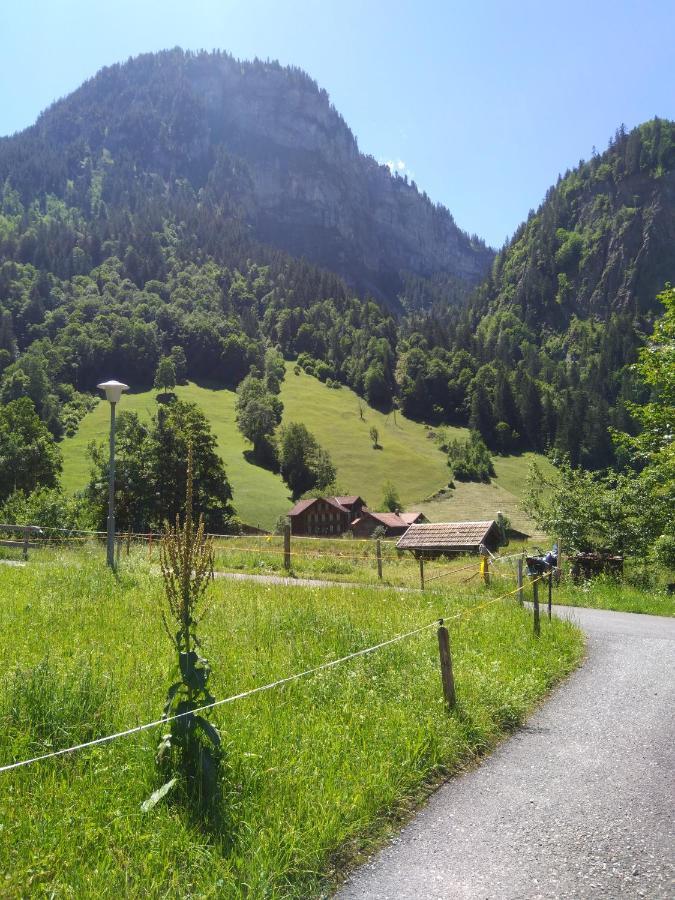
[381,480,400,512]
[0,486,94,531]
[653,533,675,569]
[447,432,495,482]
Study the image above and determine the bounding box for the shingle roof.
[396,521,497,550]
[334,496,363,507]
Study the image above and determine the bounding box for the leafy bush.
[525,458,671,556]
[447,432,495,482]
[381,480,401,512]
[0,486,93,531]
[653,533,675,569]
[279,423,336,498]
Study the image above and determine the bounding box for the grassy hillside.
[60,367,551,533]
[418,454,557,539]
[280,365,459,506]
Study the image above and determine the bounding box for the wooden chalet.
[287,496,366,536]
[351,510,427,538]
[396,520,502,557]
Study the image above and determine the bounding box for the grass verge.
[0,551,583,898]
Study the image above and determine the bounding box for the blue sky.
[1,0,673,246]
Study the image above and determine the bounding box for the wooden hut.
[396,520,502,557]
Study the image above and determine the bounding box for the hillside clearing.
[418,454,557,539]
[59,368,553,534]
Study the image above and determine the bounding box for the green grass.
[0,551,583,898]
[209,533,482,588]
[418,453,557,539]
[60,368,555,534]
[484,553,675,617]
[553,572,675,617]
[280,366,458,508]
[59,370,459,531]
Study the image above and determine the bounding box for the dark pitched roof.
[400,512,425,525]
[287,496,350,516]
[287,498,317,516]
[334,495,364,507]
[364,511,408,528]
[396,521,497,550]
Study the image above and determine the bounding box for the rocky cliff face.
[186,55,491,296]
[1,49,492,305]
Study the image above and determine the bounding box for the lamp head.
[97,380,129,404]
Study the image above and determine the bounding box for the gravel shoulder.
[337,606,675,899]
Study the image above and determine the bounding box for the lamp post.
[97,380,129,568]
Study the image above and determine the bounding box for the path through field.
[338,606,675,899]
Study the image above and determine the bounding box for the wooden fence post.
[126,530,131,556]
[517,556,524,605]
[284,524,291,571]
[115,535,121,568]
[419,555,425,590]
[22,527,29,561]
[376,539,383,580]
[532,576,540,637]
[148,532,153,560]
[437,622,456,710]
[548,570,553,621]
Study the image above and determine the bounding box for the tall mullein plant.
[146,445,221,814]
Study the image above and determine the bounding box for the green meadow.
[0,550,583,897]
[60,365,550,533]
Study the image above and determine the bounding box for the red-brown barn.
[287,496,366,536]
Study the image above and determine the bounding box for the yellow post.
[480,554,490,586]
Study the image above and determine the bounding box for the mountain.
[0,48,491,306]
[471,119,675,327]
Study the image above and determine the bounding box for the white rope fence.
[0,574,544,776]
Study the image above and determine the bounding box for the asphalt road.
[337,606,675,899]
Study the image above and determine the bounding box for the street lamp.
[97,380,129,568]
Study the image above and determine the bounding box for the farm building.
[287,496,366,536]
[396,520,503,557]
[351,510,427,538]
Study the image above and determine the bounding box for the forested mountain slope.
[0,48,491,306]
[397,119,675,468]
